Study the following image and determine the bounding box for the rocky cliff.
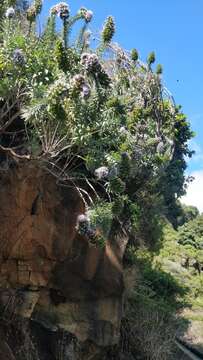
[0,162,124,359]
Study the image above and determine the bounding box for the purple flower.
[50,2,69,19]
[80,52,90,65]
[71,74,91,99]
[85,10,93,23]
[80,53,101,73]
[5,7,15,18]
[59,4,69,19]
[78,7,93,22]
[121,152,130,159]
[72,74,86,87]
[13,49,25,66]
[81,84,91,99]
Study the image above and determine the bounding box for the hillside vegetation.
[0,1,200,359]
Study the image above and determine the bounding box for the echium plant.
[26,0,42,23]
[0,1,193,250]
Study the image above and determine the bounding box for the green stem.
[28,21,33,36]
[63,18,68,49]
[76,23,87,53]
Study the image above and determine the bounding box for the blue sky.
[41,1,203,210]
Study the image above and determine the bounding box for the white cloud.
[181,170,203,213]
[188,140,203,163]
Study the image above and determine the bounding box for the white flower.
[94,166,109,179]
[5,7,15,18]
[77,214,89,223]
[119,126,128,135]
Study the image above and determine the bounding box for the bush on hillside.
[0,0,193,250]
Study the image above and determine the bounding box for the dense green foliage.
[0,1,193,251]
[121,209,203,359]
[0,3,199,358]
[134,206,203,306]
[178,214,203,249]
[0,0,28,19]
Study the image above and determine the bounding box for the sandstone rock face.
[0,163,124,359]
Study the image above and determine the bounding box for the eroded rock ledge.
[0,163,124,359]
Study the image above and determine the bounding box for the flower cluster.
[94,164,120,181]
[71,74,91,99]
[47,77,69,104]
[5,7,15,19]
[119,126,128,135]
[26,0,42,22]
[95,160,129,189]
[50,2,70,19]
[80,53,111,87]
[80,53,101,73]
[81,84,91,98]
[94,166,109,180]
[26,5,36,22]
[76,214,90,236]
[50,5,58,15]
[72,74,86,87]
[76,214,98,241]
[35,0,42,14]
[78,7,93,23]
[85,10,93,23]
[13,49,25,66]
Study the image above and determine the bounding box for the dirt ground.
[181,308,203,355]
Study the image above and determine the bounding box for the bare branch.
[0,111,21,133]
[0,145,30,160]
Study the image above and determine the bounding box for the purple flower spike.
[13,49,25,66]
[81,84,91,99]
